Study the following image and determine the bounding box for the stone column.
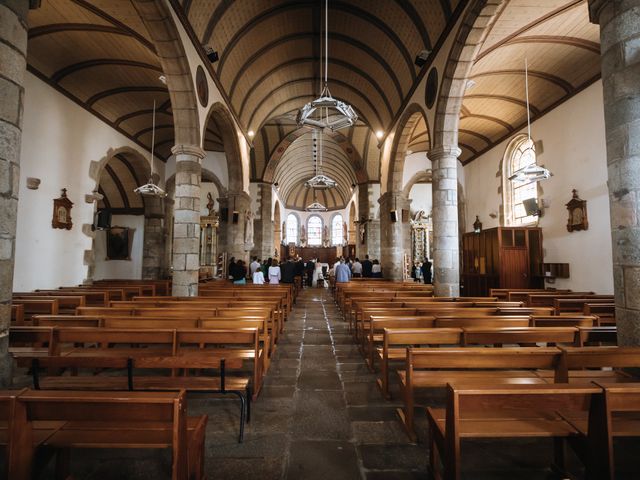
[171,144,205,296]
[429,146,461,297]
[255,183,273,261]
[589,0,640,345]
[378,191,411,280]
[142,194,165,279]
[218,191,251,265]
[0,0,29,386]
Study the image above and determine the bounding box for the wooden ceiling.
[97,151,149,213]
[272,129,358,210]
[27,0,601,194]
[180,0,461,134]
[458,0,601,164]
[27,0,174,160]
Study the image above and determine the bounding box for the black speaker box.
[95,209,111,230]
[232,211,240,224]
[390,210,398,223]
[220,208,228,222]
[523,198,540,216]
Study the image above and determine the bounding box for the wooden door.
[500,248,529,288]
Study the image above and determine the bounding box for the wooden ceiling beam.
[503,35,600,55]
[51,59,162,83]
[215,1,415,81]
[469,69,574,94]
[461,113,514,132]
[114,109,172,128]
[103,163,130,209]
[236,57,394,122]
[464,93,541,116]
[458,128,492,146]
[227,32,404,103]
[86,86,168,107]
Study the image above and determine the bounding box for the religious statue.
[359,223,366,244]
[343,221,348,243]
[322,225,330,247]
[300,225,307,246]
[244,210,255,249]
[206,192,215,217]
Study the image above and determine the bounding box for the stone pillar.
[378,191,411,280]
[142,194,165,279]
[255,183,273,261]
[589,0,640,345]
[429,146,461,297]
[171,144,205,296]
[218,191,251,265]
[0,0,29,386]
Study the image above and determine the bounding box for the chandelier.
[297,0,357,131]
[305,128,337,189]
[134,100,167,198]
[306,201,328,212]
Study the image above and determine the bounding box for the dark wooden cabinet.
[461,227,543,297]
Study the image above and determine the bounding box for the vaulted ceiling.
[97,151,150,213]
[458,0,601,164]
[27,0,602,197]
[27,0,174,160]
[179,0,462,134]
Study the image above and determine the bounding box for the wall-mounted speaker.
[523,198,541,216]
[232,211,240,224]
[94,209,111,230]
[220,208,228,222]
[390,210,398,223]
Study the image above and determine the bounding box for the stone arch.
[131,0,200,147]
[402,169,433,198]
[387,103,429,193]
[204,102,244,192]
[432,0,508,149]
[201,168,227,197]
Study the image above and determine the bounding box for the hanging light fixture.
[305,129,337,189]
[134,100,167,197]
[297,0,357,131]
[508,59,552,185]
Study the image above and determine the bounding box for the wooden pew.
[553,346,640,384]
[10,304,24,325]
[461,327,578,347]
[584,382,640,479]
[584,303,615,325]
[426,383,600,480]
[9,389,206,480]
[554,297,615,315]
[530,315,597,328]
[11,299,59,322]
[433,316,530,329]
[397,347,559,440]
[577,326,617,346]
[376,328,462,400]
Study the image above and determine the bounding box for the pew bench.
[9,389,206,480]
[426,383,600,480]
[397,347,560,440]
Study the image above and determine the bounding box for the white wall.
[463,81,613,293]
[14,72,155,291]
[93,215,144,280]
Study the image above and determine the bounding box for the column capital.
[171,144,206,160]
[587,0,607,24]
[427,145,462,162]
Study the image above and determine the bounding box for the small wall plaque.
[566,189,588,232]
[52,188,73,230]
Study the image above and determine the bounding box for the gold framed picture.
[52,188,73,230]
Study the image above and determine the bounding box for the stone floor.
[32,288,640,479]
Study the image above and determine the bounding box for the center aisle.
[203,287,425,479]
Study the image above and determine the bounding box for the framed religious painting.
[566,189,588,232]
[52,188,73,230]
[106,226,132,260]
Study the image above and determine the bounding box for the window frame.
[286,213,299,244]
[331,214,344,246]
[503,134,539,227]
[307,215,323,246]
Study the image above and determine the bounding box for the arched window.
[332,214,343,245]
[504,135,538,226]
[286,213,298,244]
[307,216,323,246]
